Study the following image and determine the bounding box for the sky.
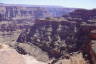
[0,0,96,9]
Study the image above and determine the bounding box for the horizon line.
[0,3,95,10]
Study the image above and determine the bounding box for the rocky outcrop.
[15,43,49,62]
[89,41,96,64]
[0,43,48,64]
[54,52,87,64]
[63,9,96,24]
[17,19,85,59]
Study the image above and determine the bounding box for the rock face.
[68,9,96,22]
[17,19,89,59]
[55,53,87,64]
[89,41,96,64]
[0,3,75,21]
[16,43,49,62]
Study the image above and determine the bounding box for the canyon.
[0,3,96,64]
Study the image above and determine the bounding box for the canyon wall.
[0,4,75,21]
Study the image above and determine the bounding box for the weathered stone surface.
[55,53,87,64]
[88,40,96,64]
[0,44,26,64]
[16,43,49,62]
[23,55,47,64]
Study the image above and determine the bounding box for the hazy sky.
[0,0,96,9]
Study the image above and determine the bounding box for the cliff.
[0,4,75,21]
[17,18,83,58]
[16,18,91,64]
